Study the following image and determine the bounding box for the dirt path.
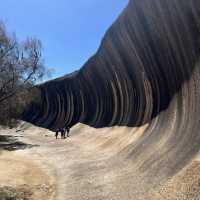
[1,123,200,200]
[0,123,150,200]
[0,151,54,200]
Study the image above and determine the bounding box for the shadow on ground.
[0,186,32,200]
[0,135,39,151]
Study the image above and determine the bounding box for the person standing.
[66,126,70,137]
[55,128,60,139]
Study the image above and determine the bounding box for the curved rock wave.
[24,0,200,129]
[23,0,200,177]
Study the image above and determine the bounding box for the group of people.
[55,126,70,139]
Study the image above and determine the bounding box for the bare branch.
[0,21,49,125]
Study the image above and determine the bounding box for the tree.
[0,22,49,126]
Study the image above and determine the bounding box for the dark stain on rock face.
[23,0,200,180]
[23,0,200,131]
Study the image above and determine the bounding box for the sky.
[0,0,128,80]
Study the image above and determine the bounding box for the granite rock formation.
[23,0,200,177]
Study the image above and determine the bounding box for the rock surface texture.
[23,0,200,191]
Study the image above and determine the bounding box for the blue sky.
[0,0,128,80]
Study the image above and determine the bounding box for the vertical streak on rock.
[23,0,200,177]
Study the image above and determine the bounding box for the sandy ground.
[1,123,200,200]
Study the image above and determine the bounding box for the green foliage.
[0,21,49,127]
